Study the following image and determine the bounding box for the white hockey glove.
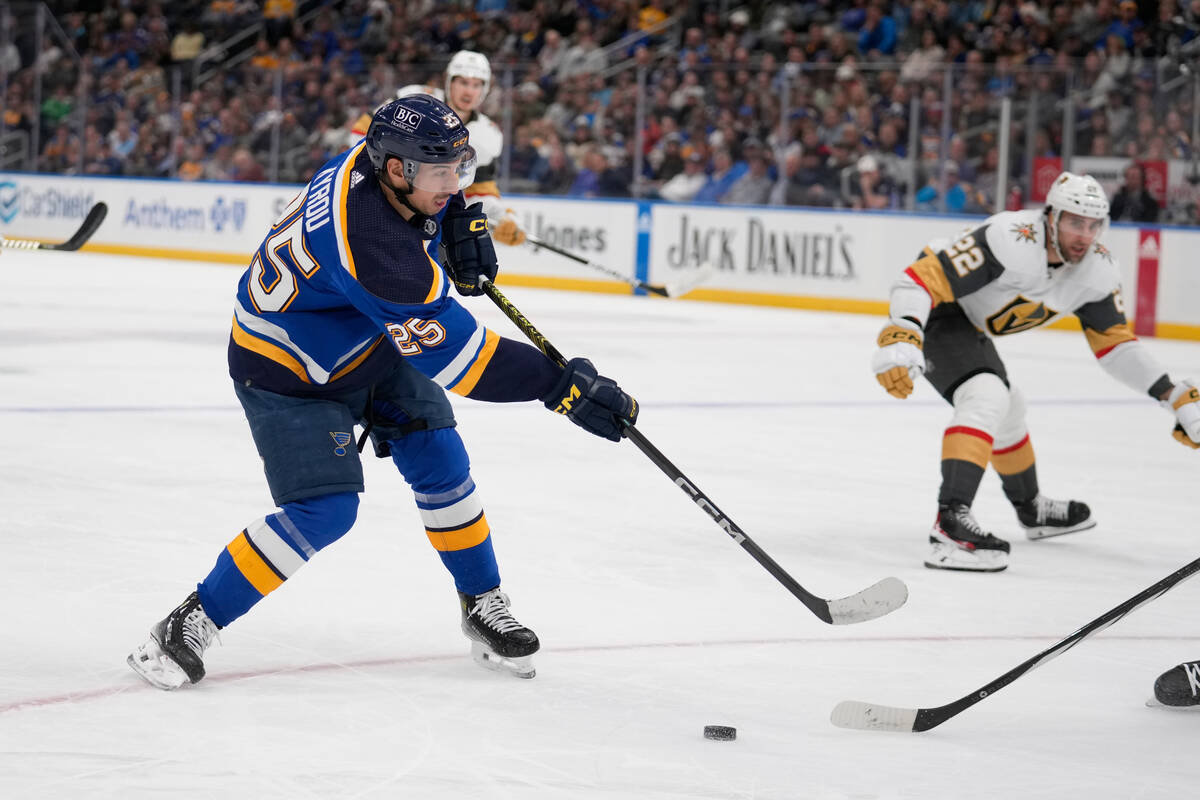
[491,210,526,247]
[1163,380,1200,449]
[871,323,924,399]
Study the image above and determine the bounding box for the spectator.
[659,151,707,202]
[567,145,606,197]
[536,146,576,195]
[858,2,897,56]
[692,149,744,204]
[846,153,898,210]
[231,147,266,182]
[170,21,205,66]
[1109,161,1161,222]
[723,152,774,206]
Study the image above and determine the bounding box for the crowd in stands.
[2,1,1199,223]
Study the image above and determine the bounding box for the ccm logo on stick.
[674,478,745,543]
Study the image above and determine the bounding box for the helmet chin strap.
[1045,208,1067,264]
[380,163,433,227]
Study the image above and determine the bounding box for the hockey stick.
[831,555,1200,732]
[524,233,714,298]
[0,202,108,252]
[479,276,908,625]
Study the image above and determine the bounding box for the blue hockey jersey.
[228,143,558,402]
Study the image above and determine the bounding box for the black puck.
[703,725,736,741]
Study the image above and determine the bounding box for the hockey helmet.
[1044,171,1109,263]
[446,50,491,100]
[365,94,477,192]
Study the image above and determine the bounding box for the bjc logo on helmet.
[392,108,423,130]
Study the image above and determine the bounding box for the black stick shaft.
[526,235,671,297]
[479,277,834,623]
[915,555,1200,731]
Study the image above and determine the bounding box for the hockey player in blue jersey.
[127,94,638,688]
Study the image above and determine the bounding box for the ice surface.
[2,250,1199,799]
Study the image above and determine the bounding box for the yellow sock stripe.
[227,531,286,595]
[941,428,993,468]
[991,436,1035,475]
[425,513,491,552]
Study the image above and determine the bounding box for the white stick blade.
[665,267,716,298]
[827,576,908,624]
[830,701,918,732]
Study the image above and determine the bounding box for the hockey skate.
[925,502,1011,572]
[459,587,539,679]
[1147,661,1200,709]
[127,592,220,690]
[1014,494,1096,540]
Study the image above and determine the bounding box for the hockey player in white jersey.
[349,50,526,247]
[871,172,1200,572]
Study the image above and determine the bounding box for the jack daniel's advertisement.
[652,208,863,291]
[663,214,855,278]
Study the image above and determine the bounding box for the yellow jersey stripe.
[906,247,955,306]
[448,329,500,398]
[230,316,311,383]
[425,514,491,552]
[1084,322,1137,358]
[336,143,365,279]
[330,335,385,382]
[423,252,443,304]
[227,531,285,595]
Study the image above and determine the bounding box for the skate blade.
[127,638,190,690]
[1024,519,1098,540]
[924,541,1008,573]
[470,642,536,679]
[1146,696,1200,710]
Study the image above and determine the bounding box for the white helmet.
[446,50,491,101]
[1044,171,1109,263]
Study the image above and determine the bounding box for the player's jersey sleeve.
[903,222,1006,307]
[1075,292,1137,358]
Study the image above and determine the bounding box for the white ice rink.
[2,249,1199,799]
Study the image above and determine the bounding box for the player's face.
[1057,210,1104,262]
[448,76,485,114]
[406,181,454,215]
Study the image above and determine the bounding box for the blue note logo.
[0,182,19,223]
[330,431,353,456]
[209,196,247,233]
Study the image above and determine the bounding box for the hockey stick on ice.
[524,233,714,298]
[0,202,108,252]
[831,555,1200,732]
[479,276,907,625]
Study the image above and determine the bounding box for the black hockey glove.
[442,202,498,296]
[542,357,638,442]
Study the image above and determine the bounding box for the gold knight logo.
[986,295,1058,336]
[1010,221,1038,243]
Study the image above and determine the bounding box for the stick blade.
[664,267,716,298]
[48,202,108,251]
[830,700,918,732]
[826,576,908,624]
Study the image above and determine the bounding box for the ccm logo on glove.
[543,358,638,442]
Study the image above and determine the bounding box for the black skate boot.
[127,592,220,690]
[925,502,1011,572]
[1149,661,1200,709]
[459,587,539,679]
[1014,494,1096,540]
